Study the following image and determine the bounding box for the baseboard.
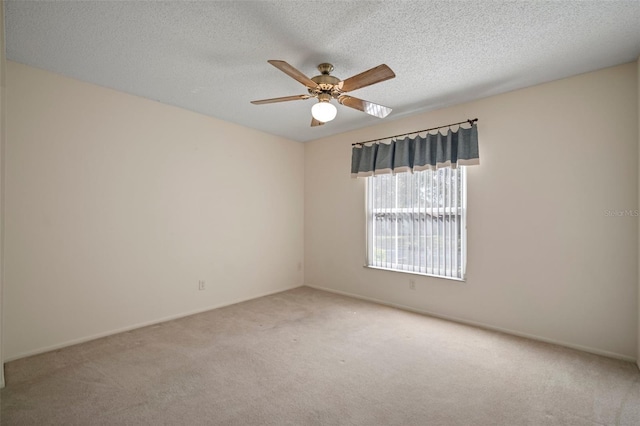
[305,284,637,364]
[5,284,303,362]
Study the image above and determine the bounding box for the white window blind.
[366,168,466,280]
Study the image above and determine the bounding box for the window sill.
[363,265,466,282]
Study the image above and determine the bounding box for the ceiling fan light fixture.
[252,61,395,127]
[311,101,337,123]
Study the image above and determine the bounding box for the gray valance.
[351,123,479,178]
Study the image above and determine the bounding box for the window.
[366,168,466,280]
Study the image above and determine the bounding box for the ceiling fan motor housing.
[309,63,342,98]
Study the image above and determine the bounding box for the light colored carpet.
[1,286,639,425]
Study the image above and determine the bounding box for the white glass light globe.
[311,101,337,122]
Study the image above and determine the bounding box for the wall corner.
[637,55,640,371]
[0,0,6,388]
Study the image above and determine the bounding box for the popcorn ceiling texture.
[5,0,640,142]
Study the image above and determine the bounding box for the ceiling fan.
[251,60,396,127]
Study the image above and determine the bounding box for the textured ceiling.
[5,1,640,142]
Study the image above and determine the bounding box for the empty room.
[1,1,640,425]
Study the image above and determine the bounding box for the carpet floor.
[1,286,639,425]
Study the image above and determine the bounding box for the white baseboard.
[5,284,303,362]
[305,284,637,364]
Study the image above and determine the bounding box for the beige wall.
[1,0,6,387]
[4,62,304,360]
[305,63,639,360]
[638,55,640,368]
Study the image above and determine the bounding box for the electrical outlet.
[198,280,206,291]
[409,280,416,290]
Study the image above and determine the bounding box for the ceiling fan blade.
[311,117,325,127]
[251,94,312,105]
[338,95,392,118]
[338,64,395,93]
[268,60,319,89]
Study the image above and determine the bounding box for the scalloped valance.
[351,122,479,178]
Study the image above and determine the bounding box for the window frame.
[364,167,467,281]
